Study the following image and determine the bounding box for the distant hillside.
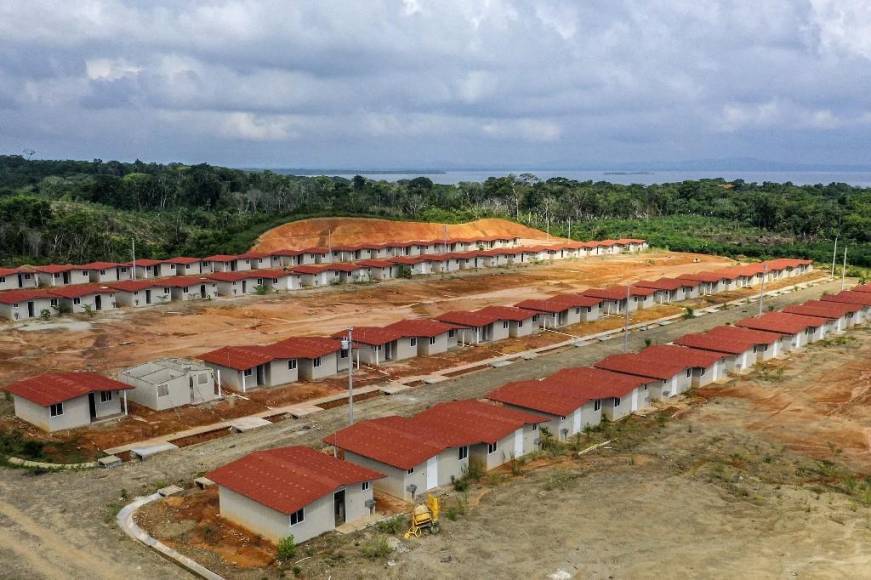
[254,217,560,252]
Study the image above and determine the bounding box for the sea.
[274,169,871,187]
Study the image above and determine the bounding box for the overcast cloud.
[2,0,871,168]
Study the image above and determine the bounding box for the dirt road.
[0,278,857,580]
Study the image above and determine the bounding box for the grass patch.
[360,535,392,559]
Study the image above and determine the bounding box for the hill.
[253,217,560,252]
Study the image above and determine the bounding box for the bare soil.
[253,217,563,252]
[135,326,871,579]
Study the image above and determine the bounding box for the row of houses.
[202,285,869,545]
[2,260,836,433]
[194,259,815,392]
[0,237,648,292]
[0,238,650,322]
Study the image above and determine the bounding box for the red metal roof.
[782,303,853,320]
[49,284,115,299]
[677,271,729,283]
[197,345,275,370]
[325,416,449,470]
[237,251,269,259]
[546,294,604,308]
[593,353,691,381]
[206,271,271,283]
[513,298,571,314]
[488,379,599,417]
[736,312,827,335]
[636,344,725,367]
[436,310,500,327]
[160,276,213,288]
[4,372,132,406]
[852,283,871,294]
[582,286,632,301]
[269,336,341,359]
[414,399,547,445]
[796,299,860,314]
[476,305,538,322]
[634,278,688,291]
[331,326,405,346]
[123,259,162,267]
[33,264,82,274]
[105,280,167,292]
[80,261,121,270]
[706,325,783,346]
[356,259,395,268]
[162,257,203,265]
[548,366,651,397]
[384,319,461,338]
[0,289,53,305]
[821,291,871,306]
[207,446,384,515]
[0,267,19,277]
[204,254,238,262]
[673,332,755,355]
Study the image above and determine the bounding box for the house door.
[27,301,35,318]
[513,428,523,457]
[241,280,247,293]
[94,295,102,311]
[384,342,394,361]
[63,272,70,284]
[145,289,152,304]
[256,364,265,386]
[200,284,207,298]
[425,456,438,490]
[88,393,97,420]
[631,389,639,411]
[572,409,581,434]
[334,490,346,526]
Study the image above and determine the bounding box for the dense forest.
[0,155,868,268]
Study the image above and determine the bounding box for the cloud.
[0,0,869,166]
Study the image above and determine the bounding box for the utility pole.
[758,263,767,315]
[623,285,631,352]
[568,217,572,240]
[831,235,838,279]
[841,247,848,290]
[342,327,355,425]
[132,238,136,279]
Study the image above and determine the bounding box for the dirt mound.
[253,217,561,252]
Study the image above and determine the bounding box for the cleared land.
[252,216,561,252]
[139,326,871,579]
[0,279,862,580]
[0,250,744,455]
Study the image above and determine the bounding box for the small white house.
[208,446,384,544]
[119,358,220,410]
[107,280,172,308]
[0,289,58,321]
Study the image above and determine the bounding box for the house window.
[290,508,305,526]
[487,442,498,454]
[614,397,621,407]
[594,400,601,411]
[531,424,538,431]
[313,357,322,367]
[362,481,370,491]
[410,338,417,347]
[502,321,509,329]
[100,391,113,403]
[340,349,348,359]
[288,359,297,370]
[73,298,81,305]
[575,308,580,314]
[243,368,254,377]
[50,403,64,417]
[685,369,691,377]
[50,299,58,307]
[518,320,524,328]
[458,446,469,460]
[157,384,169,397]
[407,467,414,474]
[448,330,456,338]
[429,336,436,345]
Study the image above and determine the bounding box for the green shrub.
[361,535,391,559]
[39,309,51,321]
[682,307,695,319]
[254,284,269,295]
[277,535,297,561]
[397,265,413,279]
[374,515,407,535]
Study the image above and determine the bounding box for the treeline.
[0,155,868,267]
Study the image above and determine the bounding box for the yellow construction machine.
[403,494,440,539]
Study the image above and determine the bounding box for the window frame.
[290,508,305,526]
[50,402,64,417]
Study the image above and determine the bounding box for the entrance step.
[228,416,272,433]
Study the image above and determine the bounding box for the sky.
[2,0,871,169]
